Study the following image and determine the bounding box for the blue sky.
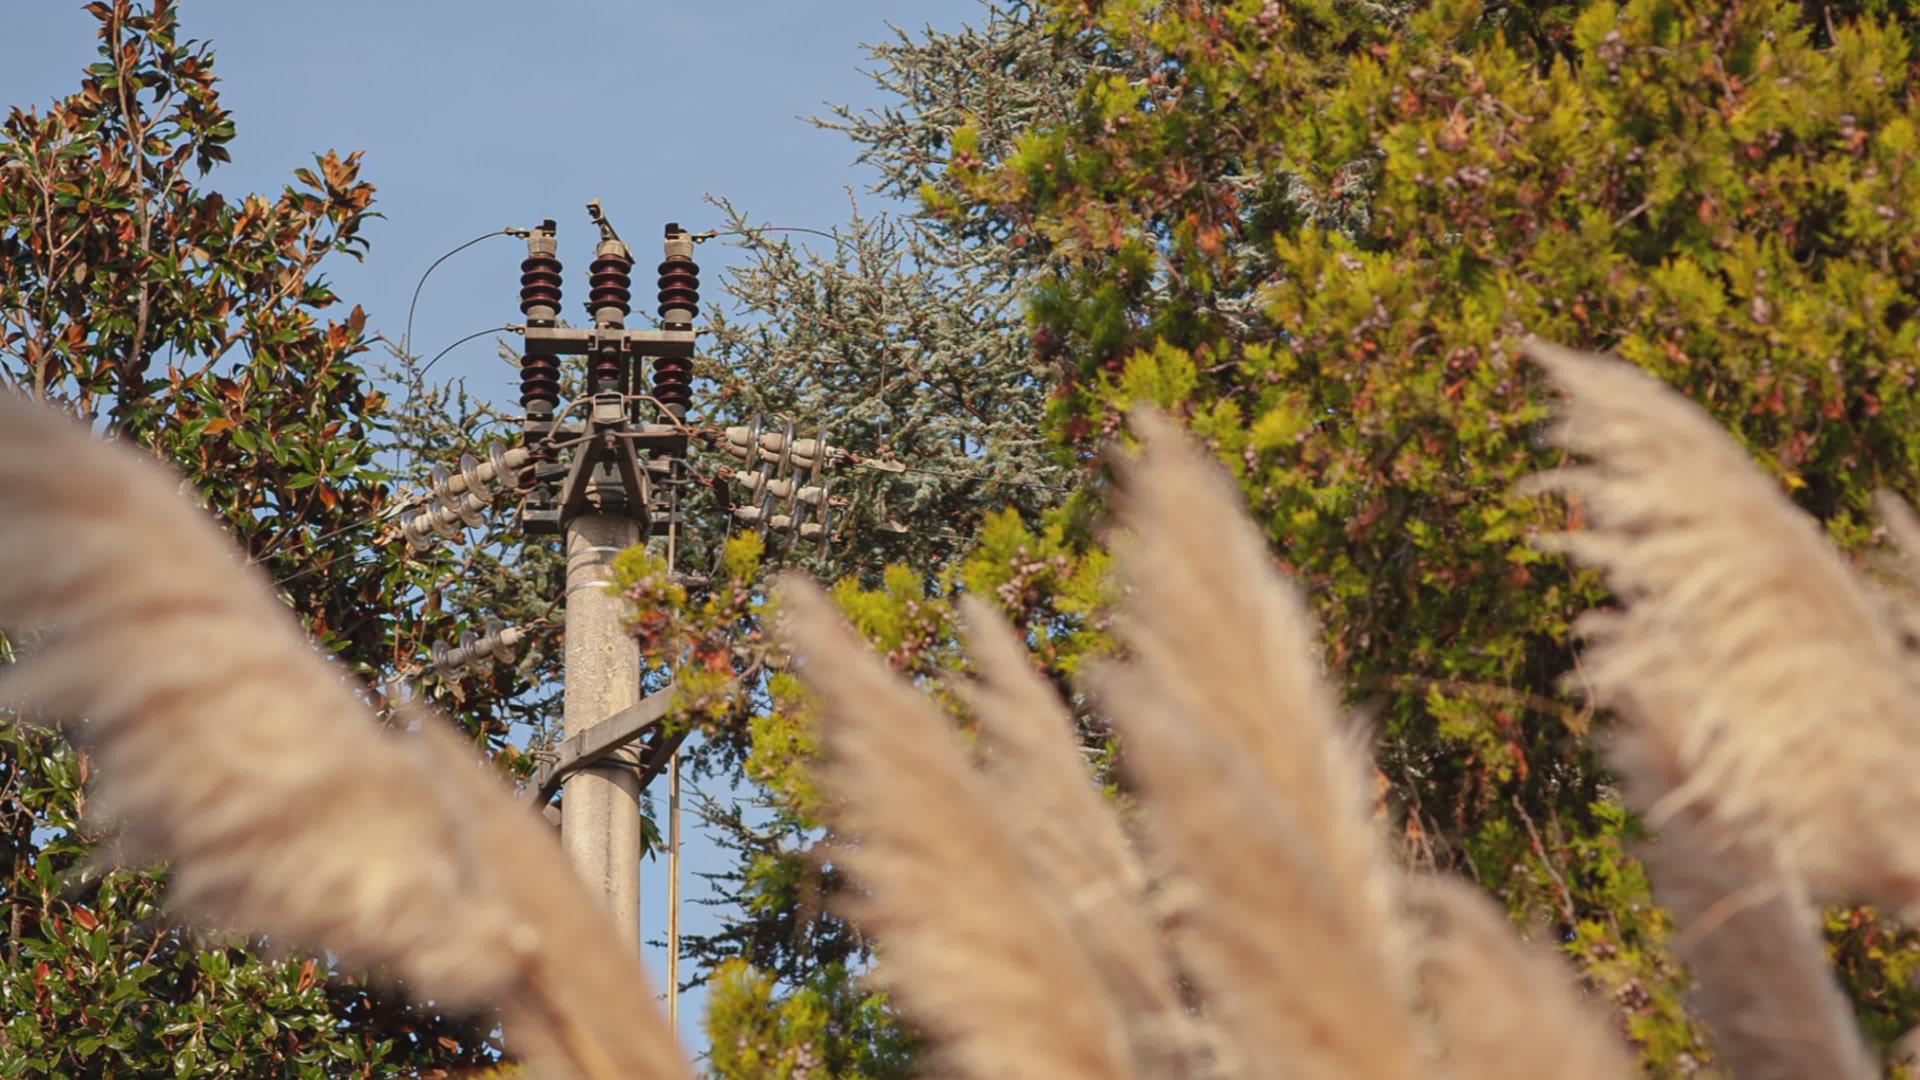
[3,0,991,1059]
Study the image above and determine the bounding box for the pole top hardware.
[552,391,654,533]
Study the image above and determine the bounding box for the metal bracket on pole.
[530,685,681,807]
[553,392,654,532]
[521,325,695,358]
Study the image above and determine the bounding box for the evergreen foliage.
[958,0,1920,1063]
[703,0,1920,1073]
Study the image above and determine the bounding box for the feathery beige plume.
[1524,338,1920,911]
[0,393,686,1079]
[1088,659,1420,1080]
[777,578,1135,1080]
[401,714,693,1079]
[953,595,1147,917]
[1409,875,1633,1080]
[1612,727,1876,1080]
[1105,411,1412,975]
[1872,489,1920,574]
[953,596,1205,1076]
[780,404,1655,1079]
[1083,409,1422,1080]
[1864,490,1920,652]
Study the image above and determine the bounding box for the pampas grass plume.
[0,393,685,1079]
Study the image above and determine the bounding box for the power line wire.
[703,224,842,245]
[397,228,522,482]
[401,229,517,363]
[418,325,516,380]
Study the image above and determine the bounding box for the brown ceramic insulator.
[651,355,692,411]
[589,348,625,393]
[519,354,561,413]
[588,254,633,319]
[656,254,699,325]
[518,252,563,319]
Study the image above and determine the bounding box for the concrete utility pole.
[561,512,644,940]
[400,204,891,1019]
[558,212,649,938]
[457,203,858,968]
[509,205,702,934]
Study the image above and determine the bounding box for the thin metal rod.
[664,453,683,1029]
[667,748,681,1030]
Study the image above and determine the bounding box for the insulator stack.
[431,618,530,676]
[654,269,698,319]
[589,348,624,393]
[401,445,531,550]
[786,437,827,470]
[720,424,756,462]
[402,491,488,548]
[730,482,830,539]
[433,444,528,499]
[588,252,633,322]
[720,426,835,470]
[518,257,563,319]
[519,355,560,414]
[518,220,562,326]
[656,227,700,326]
[652,223,700,414]
[519,220,563,419]
[584,206,634,395]
[798,468,833,549]
[652,355,692,412]
[720,420,834,550]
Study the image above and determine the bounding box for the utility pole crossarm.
[530,685,677,807]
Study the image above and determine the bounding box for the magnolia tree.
[0,2,557,1073]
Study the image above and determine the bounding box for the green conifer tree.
[936,0,1920,1068]
[702,0,1920,1073]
